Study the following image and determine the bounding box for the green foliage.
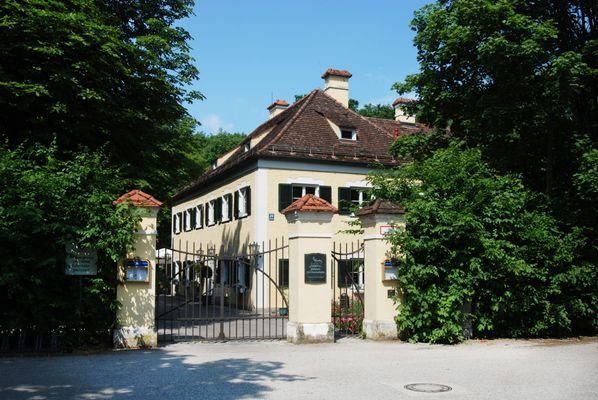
[0,0,204,345]
[394,0,597,211]
[0,0,202,200]
[0,144,140,344]
[371,143,597,343]
[358,103,395,120]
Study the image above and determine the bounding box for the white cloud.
[200,114,234,133]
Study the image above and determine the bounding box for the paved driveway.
[1,338,597,400]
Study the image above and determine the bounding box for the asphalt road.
[1,338,597,400]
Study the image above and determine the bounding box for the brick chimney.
[392,97,416,124]
[267,99,289,119]
[322,68,352,108]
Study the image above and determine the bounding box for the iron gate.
[331,241,365,339]
[156,239,289,342]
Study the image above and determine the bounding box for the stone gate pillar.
[282,194,337,343]
[112,190,162,348]
[356,199,405,340]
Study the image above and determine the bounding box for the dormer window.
[243,143,250,153]
[340,129,357,140]
[212,161,218,170]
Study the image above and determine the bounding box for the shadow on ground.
[0,346,312,400]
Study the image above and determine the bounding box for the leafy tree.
[358,103,395,119]
[0,0,204,347]
[0,0,202,197]
[0,144,140,347]
[371,143,596,343]
[394,0,597,216]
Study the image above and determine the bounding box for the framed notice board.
[125,258,150,282]
[304,253,326,284]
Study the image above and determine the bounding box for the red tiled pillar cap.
[113,189,163,208]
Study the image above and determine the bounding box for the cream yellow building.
[165,69,424,341]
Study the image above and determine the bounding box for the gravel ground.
[1,337,597,400]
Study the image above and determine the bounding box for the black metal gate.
[331,241,365,339]
[156,239,289,342]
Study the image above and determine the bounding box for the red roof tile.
[281,194,338,214]
[355,199,405,216]
[321,68,352,79]
[113,189,163,207]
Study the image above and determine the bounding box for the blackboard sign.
[304,253,326,284]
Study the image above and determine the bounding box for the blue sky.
[180,1,433,135]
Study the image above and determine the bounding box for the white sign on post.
[65,243,98,275]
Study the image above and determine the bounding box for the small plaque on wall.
[304,253,326,284]
[125,258,150,282]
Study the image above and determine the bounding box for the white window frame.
[340,128,357,140]
[292,184,318,201]
[207,200,215,226]
[221,195,231,223]
[183,209,193,232]
[173,212,182,234]
[194,204,203,229]
[237,187,248,218]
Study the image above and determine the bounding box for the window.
[340,129,356,140]
[234,186,251,219]
[183,208,193,232]
[337,258,364,288]
[173,212,182,234]
[194,204,203,230]
[206,200,216,226]
[221,194,232,223]
[278,259,289,288]
[338,187,369,215]
[243,143,250,152]
[278,184,332,211]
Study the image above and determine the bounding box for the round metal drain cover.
[404,383,452,393]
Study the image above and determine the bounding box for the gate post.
[356,199,405,340]
[112,190,162,348]
[282,195,336,343]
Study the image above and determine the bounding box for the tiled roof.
[113,189,163,207]
[321,68,352,79]
[355,199,405,216]
[173,89,427,202]
[392,97,414,106]
[281,194,338,214]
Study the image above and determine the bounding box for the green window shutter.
[205,202,209,226]
[215,198,222,223]
[190,208,196,228]
[278,183,292,211]
[234,190,239,219]
[338,187,352,215]
[226,193,233,221]
[246,186,252,216]
[319,185,332,204]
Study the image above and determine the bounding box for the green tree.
[0,144,140,347]
[394,0,597,213]
[358,103,395,119]
[371,143,596,343]
[0,0,202,197]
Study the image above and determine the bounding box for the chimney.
[321,68,352,108]
[392,97,416,124]
[267,99,289,119]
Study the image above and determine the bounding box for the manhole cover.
[404,383,452,393]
